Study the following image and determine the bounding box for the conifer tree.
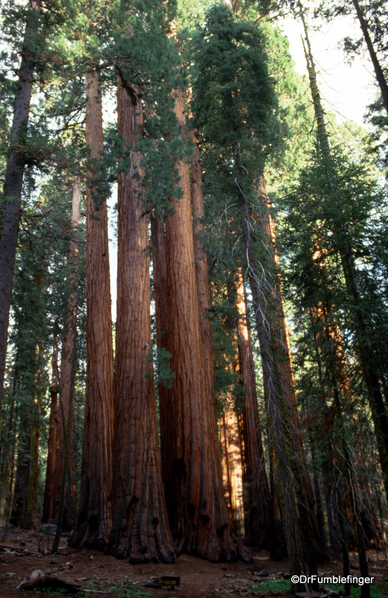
[107,76,175,563]
[71,69,114,549]
[191,4,322,578]
[0,0,42,411]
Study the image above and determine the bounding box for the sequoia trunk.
[107,78,175,563]
[159,90,250,562]
[72,70,114,549]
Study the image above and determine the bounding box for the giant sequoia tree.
[72,69,114,549]
[191,3,323,577]
[107,76,175,563]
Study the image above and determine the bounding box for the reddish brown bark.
[158,90,250,562]
[190,134,216,419]
[151,217,172,491]
[44,179,80,528]
[234,271,270,549]
[255,178,324,563]
[107,78,175,563]
[72,70,114,549]
[220,405,245,537]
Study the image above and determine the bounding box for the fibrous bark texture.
[0,0,41,410]
[256,179,324,563]
[220,405,245,537]
[72,70,114,549]
[44,179,80,528]
[232,140,319,577]
[157,90,250,562]
[190,133,216,420]
[107,77,175,564]
[55,176,80,530]
[234,271,270,549]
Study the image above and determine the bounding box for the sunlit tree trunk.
[220,405,245,537]
[107,78,175,563]
[72,70,114,549]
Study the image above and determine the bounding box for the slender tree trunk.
[301,8,388,504]
[351,0,388,114]
[54,177,81,530]
[42,320,59,524]
[234,271,271,549]
[159,89,250,562]
[150,217,172,490]
[107,77,175,563]
[0,0,41,411]
[233,138,317,580]
[71,70,114,549]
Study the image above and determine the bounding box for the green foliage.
[247,579,292,594]
[145,344,176,389]
[190,3,276,148]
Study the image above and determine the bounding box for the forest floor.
[1,529,388,598]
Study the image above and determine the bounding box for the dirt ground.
[1,529,388,598]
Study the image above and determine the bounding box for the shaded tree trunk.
[0,0,41,411]
[54,176,81,531]
[258,178,325,562]
[71,70,114,549]
[234,271,271,549]
[301,7,388,507]
[233,138,318,580]
[150,217,172,490]
[159,89,250,562]
[42,319,59,524]
[351,0,388,114]
[107,77,175,563]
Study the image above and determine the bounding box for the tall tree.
[71,70,114,549]
[300,5,388,512]
[157,88,249,562]
[107,77,175,563]
[233,270,271,549]
[0,0,42,411]
[191,5,322,578]
[316,0,388,115]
